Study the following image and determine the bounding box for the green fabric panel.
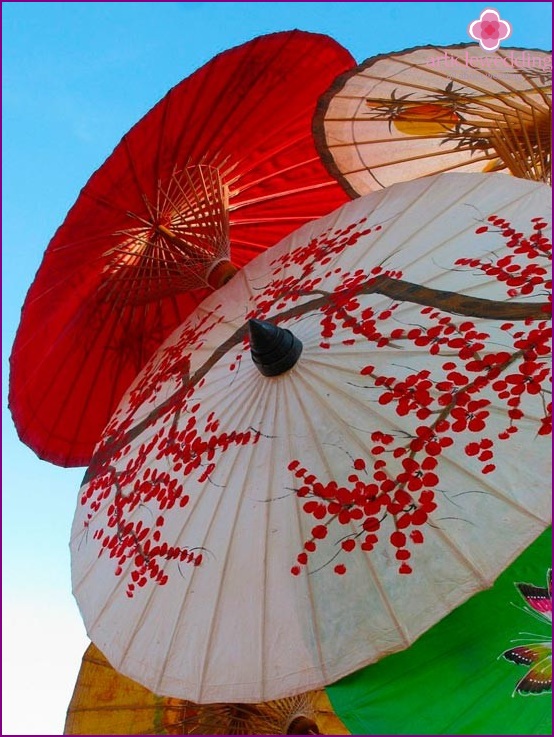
[327,528,552,735]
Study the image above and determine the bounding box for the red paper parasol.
[9,30,354,467]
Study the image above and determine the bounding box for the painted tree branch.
[298,275,549,320]
[84,275,549,484]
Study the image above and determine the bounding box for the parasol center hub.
[248,318,303,377]
[287,715,321,734]
[103,164,234,303]
[206,258,239,289]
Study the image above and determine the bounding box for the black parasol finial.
[248,319,303,377]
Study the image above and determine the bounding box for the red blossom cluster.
[126,310,221,411]
[288,453,433,577]
[255,218,377,315]
[82,366,261,597]
[319,269,404,350]
[291,215,551,576]
[460,215,551,301]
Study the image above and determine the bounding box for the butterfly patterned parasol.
[70,172,551,704]
[314,43,551,197]
[326,527,551,735]
[8,30,354,468]
[502,564,552,697]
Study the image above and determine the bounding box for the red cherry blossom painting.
[71,171,551,704]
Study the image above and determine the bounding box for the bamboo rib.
[101,165,233,305]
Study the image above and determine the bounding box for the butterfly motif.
[502,569,552,696]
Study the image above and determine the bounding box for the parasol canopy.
[64,643,348,734]
[326,528,552,736]
[314,43,552,196]
[71,171,551,703]
[9,29,355,468]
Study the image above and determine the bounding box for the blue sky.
[2,2,552,734]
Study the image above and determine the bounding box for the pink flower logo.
[468,8,512,52]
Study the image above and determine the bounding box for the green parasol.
[326,528,551,735]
